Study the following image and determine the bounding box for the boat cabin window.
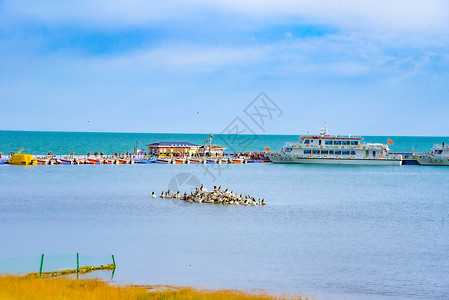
[342,141,350,145]
[350,151,356,155]
[335,150,342,155]
[304,150,311,154]
[372,151,376,157]
[334,141,342,145]
[351,141,358,145]
[329,150,334,155]
[312,150,320,154]
[325,140,333,145]
[321,150,329,154]
[285,148,292,152]
[319,140,322,145]
[434,150,443,154]
[304,140,310,144]
[342,151,350,155]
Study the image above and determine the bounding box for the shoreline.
[0,274,309,300]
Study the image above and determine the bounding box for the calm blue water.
[1,132,449,299]
[0,130,447,154]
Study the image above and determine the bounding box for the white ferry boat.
[415,143,449,166]
[268,124,402,165]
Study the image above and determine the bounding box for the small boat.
[188,158,203,164]
[219,158,229,164]
[157,158,172,164]
[173,158,186,164]
[8,149,38,166]
[36,158,50,165]
[231,158,244,164]
[60,158,74,164]
[117,159,128,164]
[76,158,86,164]
[103,159,115,164]
[205,158,217,164]
[415,143,449,166]
[87,158,103,165]
[134,160,157,164]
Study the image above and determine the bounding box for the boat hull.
[268,154,402,166]
[231,159,244,164]
[188,159,203,164]
[416,156,449,166]
[157,159,172,164]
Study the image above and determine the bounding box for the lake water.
[1,132,449,299]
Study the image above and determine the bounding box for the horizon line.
[0,129,448,138]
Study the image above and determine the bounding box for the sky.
[0,0,449,136]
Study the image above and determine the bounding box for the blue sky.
[0,0,449,135]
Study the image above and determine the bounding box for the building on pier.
[146,142,199,156]
[198,145,226,157]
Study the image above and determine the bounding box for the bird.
[152,191,156,198]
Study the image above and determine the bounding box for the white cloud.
[208,0,449,33]
[3,0,449,33]
[92,44,267,74]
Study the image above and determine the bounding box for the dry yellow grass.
[0,275,308,300]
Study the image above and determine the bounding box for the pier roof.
[146,142,199,148]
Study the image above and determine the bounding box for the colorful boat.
[219,158,229,164]
[87,158,103,164]
[231,158,244,164]
[134,160,156,164]
[60,158,74,164]
[103,159,115,164]
[157,158,172,164]
[173,158,186,164]
[75,158,86,164]
[8,149,38,166]
[188,158,203,164]
[36,157,50,165]
[268,124,402,165]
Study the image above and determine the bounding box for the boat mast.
[204,133,213,157]
[319,122,328,136]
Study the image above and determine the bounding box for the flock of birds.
[152,185,266,206]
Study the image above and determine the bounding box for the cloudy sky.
[1,0,448,135]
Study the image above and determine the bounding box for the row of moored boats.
[2,124,448,166]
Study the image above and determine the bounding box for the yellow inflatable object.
[9,149,38,166]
